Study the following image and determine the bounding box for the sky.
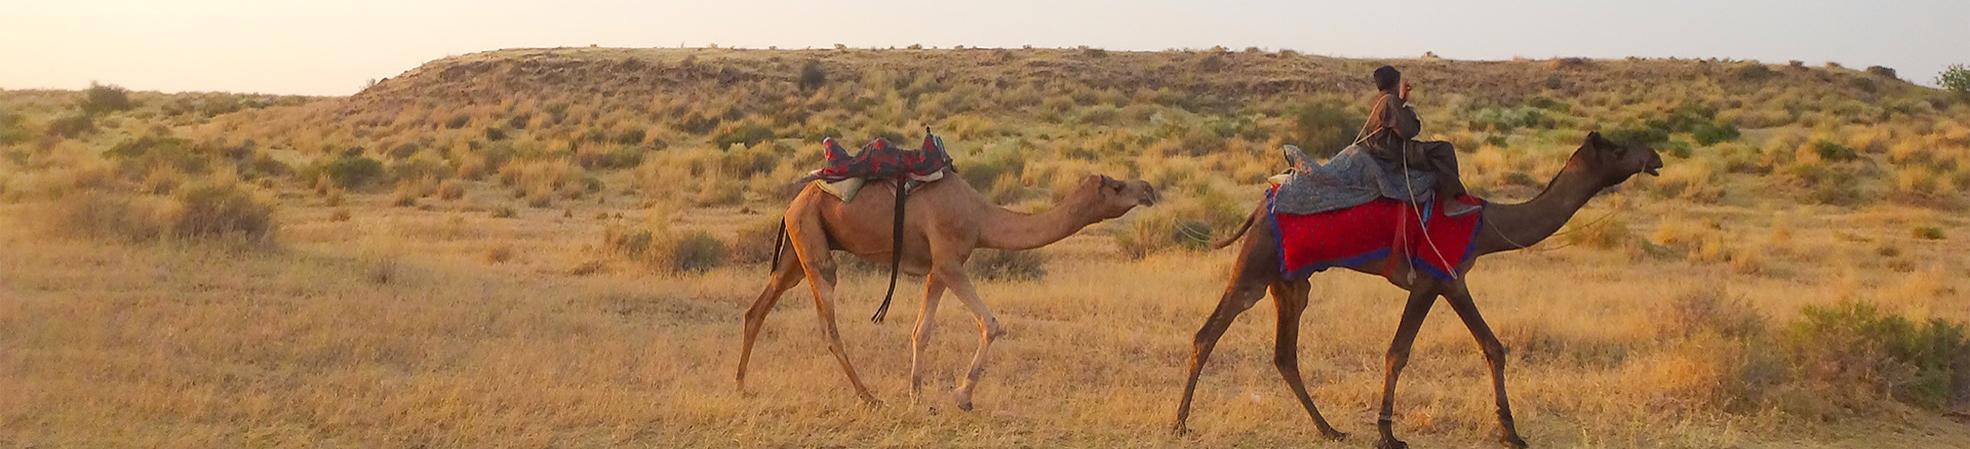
[2,0,1965,96]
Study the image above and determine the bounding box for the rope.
[1398,150,1460,281]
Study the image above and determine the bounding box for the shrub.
[1912,225,1945,240]
[169,183,276,243]
[799,60,827,91]
[1560,215,1634,250]
[314,154,385,189]
[614,128,647,145]
[1938,64,1970,96]
[970,249,1047,281]
[1863,65,1898,79]
[603,224,728,273]
[728,218,785,265]
[435,179,465,200]
[80,82,134,115]
[712,123,775,148]
[45,113,94,138]
[1289,101,1362,157]
[1662,288,1766,339]
[1782,301,1970,410]
[483,244,515,264]
[38,192,163,241]
[1811,139,1860,162]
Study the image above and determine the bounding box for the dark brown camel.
[1171,132,1663,449]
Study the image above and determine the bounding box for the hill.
[1,48,1967,448]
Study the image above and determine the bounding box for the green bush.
[1783,301,1970,409]
[1938,64,1970,96]
[315,154,386,189]
[1289,101,1362,157]
[80,82,134,115]
[1466,106,1553,133]
[45,113,94,138]
[1811,139,1859,162]
[713,124,775,148]
[0,111,27,145]
[799,60,827,91]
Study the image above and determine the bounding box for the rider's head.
[1373,65,1401,94]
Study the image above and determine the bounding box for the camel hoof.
[1374,437,1408,449]
[1499,434,1530,448]
[1171,423,1190,436]
[1317,428,1348,441]
[954,400,974,412]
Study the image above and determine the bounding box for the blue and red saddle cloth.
[1265,185,1485,281]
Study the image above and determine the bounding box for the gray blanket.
[1272,144,1437,215]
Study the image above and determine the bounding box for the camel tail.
[1212,203,1263,250]
[870,179,907,323]
[768,218,788,271]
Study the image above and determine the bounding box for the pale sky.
[2,0,1965,96]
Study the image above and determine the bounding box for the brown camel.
[737,171,1157,409]
[1171,132,1663,449]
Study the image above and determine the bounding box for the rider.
[1358,65,1480,215]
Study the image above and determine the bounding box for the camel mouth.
[1643,167,1661,176]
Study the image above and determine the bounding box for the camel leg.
[1443,283,1529,448]
[943,269,1000,411]
[1375,284,1441,449]
[736,245,806,391]
[1268,279,1347,440]
[910,274,948,402]
[787,216,880,405]
[1171,275,1269,434]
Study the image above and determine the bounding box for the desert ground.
[2,47,1967,448]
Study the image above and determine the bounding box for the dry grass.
[2,48,1969,449]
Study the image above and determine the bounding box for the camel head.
[1568,131,1665,188]
[1077,174,1158,219]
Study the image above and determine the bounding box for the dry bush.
[602,223,729,273]
[436,179,465,200]
[35,191,165,241]
[1561,215,1634,250]
[167,183,276,244]
[483,244,515,264]
[727,217,785,265]
[1114,188,1244,259]
[1645,161,1721,202]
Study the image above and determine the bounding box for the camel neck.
[977,189,1101,251]
[1475,163,1604,255]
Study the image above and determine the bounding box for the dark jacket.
[1359,93,1423,163]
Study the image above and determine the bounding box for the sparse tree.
[80,82,132,115]
[1939,64,1970,96]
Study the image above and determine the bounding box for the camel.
[737,171,1158,410]
[1171,132,1663,449]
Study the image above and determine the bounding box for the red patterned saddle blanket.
[813,131,953,182]
[1267,186,1484,281]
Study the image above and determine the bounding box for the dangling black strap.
[870,178,908,323]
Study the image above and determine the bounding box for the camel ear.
[1584,131,1606,148]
